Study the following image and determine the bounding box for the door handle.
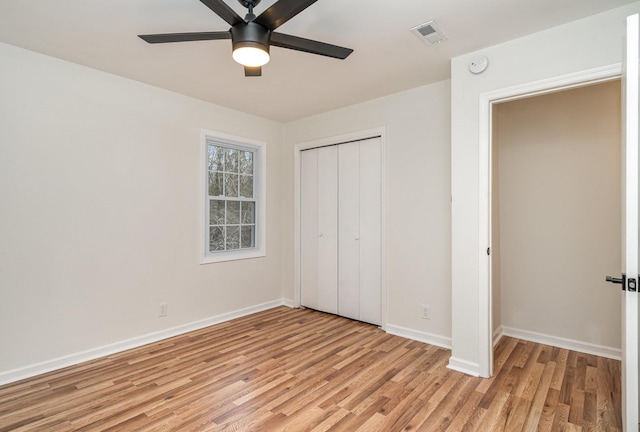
[606,274,636,291]
[606,275,625,285]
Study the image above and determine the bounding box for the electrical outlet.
[159,303,168,317]
[421,305,430,320]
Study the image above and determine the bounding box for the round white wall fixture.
[469,56,489,74]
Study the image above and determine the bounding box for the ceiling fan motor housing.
[231,21,271,54]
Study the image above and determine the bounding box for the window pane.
[224,174,239,197]
[241,226,255,249]
[226,201,240,224]
[226,226,240,250]
[224,149,239,172]
[239,175,253,198]
[208,145,224,172]
[241,201,255,224]
[239,151,253,174]
[209,226,225,252]
[210,200,225,224]
[203,135,262,260]
[208,172,223,196]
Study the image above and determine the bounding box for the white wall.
[283,81,452,345]
[3,2,634,385]
[451,3,639,374]
[495,81,621,350]
[0,43,284,380]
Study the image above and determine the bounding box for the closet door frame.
[294,127,387,329]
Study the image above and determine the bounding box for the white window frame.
[200,129,266,264]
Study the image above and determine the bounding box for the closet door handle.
[318,233,323,238]
[355,236,360,240]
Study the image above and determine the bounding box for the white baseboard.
[447,357,481,377]
[385,324,451,350]
[0,299,292,386]
[493,325,504,347]
[501,325,621,360]
[281,298,295,308]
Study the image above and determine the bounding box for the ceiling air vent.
[411,20,447,45]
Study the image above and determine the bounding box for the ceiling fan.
[138,0,354,77]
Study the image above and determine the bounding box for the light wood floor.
[0,307,621,431]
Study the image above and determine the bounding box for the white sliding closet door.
[317,147,339,314]
[301,137,381,325]
[300,146,338,315]
[338,142,361,320]
[338,138,382,325]
[357,138,382,325]
[300,149,319,310]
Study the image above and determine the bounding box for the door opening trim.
[477,64,622,378]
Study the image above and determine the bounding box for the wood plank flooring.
[0,307,621,431]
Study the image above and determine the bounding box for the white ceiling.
[0,0,634,122]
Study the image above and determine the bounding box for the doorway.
[490,81,622,358]
[476,66,622,378]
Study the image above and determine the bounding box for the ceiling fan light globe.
[232,46,270,67]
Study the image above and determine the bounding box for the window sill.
[200,249,266,264]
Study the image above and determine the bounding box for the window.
[202,130,265,263]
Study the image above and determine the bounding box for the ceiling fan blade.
[254,0,318,31]
[200,0,245,26]
[244,66,262,77]
[138,31,231,44]
[271,32,353,59]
